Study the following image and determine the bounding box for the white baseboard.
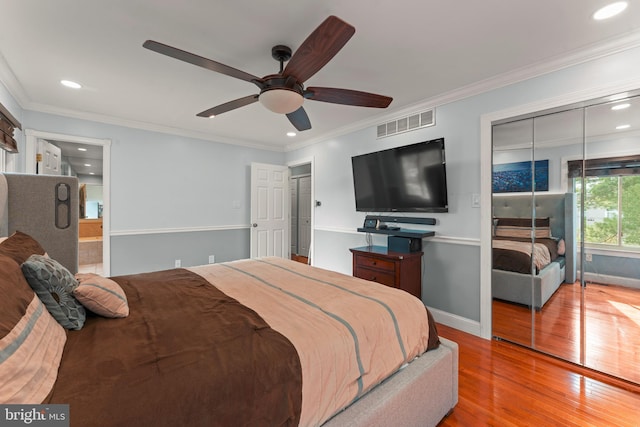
[580,272,640,289]
[427,306,484,339]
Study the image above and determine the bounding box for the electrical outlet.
[175,259,181,268]
[585,253,592,262]
[208,255,215,264]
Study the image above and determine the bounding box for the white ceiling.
[2,1,640,151]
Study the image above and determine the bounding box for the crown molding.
[0,52,29,107]
[25,101,286,152]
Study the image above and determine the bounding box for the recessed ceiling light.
[593,2,628,20]
[89,172,95,175]
[616,124,631,130]
[60,80,82,89]
[84,163,92,167]
[287,132,297,137]
[208,115,215,118]
[77,147,87,151]
[611,103,630,110]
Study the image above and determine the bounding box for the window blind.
[568,155,640,178]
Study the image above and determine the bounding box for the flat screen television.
[351,138,448,213]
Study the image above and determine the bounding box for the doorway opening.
[25,130,111,276]
[289,160,313,265]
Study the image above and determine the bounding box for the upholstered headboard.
[493,192,577,283]
[0,173,79,273]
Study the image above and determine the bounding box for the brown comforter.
[46,258,437,427]
[46,268,302,427]
[493,237,559,274]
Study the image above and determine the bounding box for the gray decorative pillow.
[21,254,86,330]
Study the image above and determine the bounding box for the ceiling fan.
[143,15,392,131]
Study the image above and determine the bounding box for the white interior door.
[250,162,289,258]
[36,138,61,175]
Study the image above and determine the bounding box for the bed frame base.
[323,337,458,427]
[492,262,565,310]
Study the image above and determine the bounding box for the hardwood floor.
[436,324,640,426]
[493,281,640,384]
[291,254,309,264]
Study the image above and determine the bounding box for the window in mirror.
[575,173,640,249]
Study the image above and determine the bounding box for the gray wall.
[111,229,250,276]
[580,253,640,289]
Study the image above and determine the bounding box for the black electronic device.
[351,138,448,213]
[363,218,379,229]
[388,236,422,253]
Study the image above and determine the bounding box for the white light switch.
[472,193,481,208]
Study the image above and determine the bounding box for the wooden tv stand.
[350,246,423,299]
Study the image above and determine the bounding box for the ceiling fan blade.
[196,94,259,118]
[306,87,392,108]
[143,40,263,88]
[286,107,312,131]
[283,16,355,83]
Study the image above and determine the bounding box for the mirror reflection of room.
[491,91,640,385]
[78,182,104,275]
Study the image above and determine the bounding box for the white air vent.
[386,121,397,134]
[376,108,435,139]
[397,117,408,133]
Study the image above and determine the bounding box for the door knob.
[252,223,258,227]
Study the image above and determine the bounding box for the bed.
[492,193,577,310]
[0,173,458,427]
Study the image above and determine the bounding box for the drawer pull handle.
[372,261,377,265]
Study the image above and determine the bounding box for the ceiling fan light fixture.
[259,88,304,114]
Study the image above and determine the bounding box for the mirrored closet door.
[491,91,640,384]
[491,116,536,349]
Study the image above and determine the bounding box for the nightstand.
[350,246,423,299]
